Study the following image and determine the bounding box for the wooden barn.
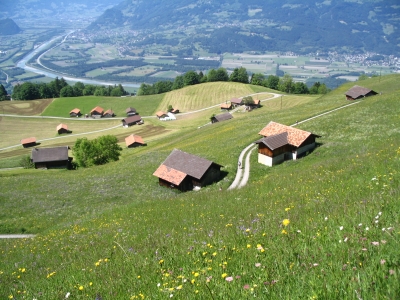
[31,146,72,169]
[57,123,70,134]
[171,108,180,114]
[126,107,137,116]
[156,111,168,119]
[230,98,243,107]
[90,106,104,118]
[125,134,146,148]
[153,149,223,191]
[345,85,377,100]
[220,103,232,111]
[211,112,233,123]
[122,115,143,127]
[21,137,37,148]
[256,121,320,166]
[69,108,81,117]
[103,109,115,118]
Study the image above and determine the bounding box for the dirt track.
[0,99,53,115]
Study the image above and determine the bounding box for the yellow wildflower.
[282,219,290,226]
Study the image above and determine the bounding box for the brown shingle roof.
[214,112,233,122]
[126,107,136,113]
[153,164,187,186]
[21,137,36,145]
[161,149,219,180]
[122,115,142,124]
[345,85,377,99]
[104,109,114,115]
[255,132,289,150]
[258,121,312,147]
[125,134,144,147]
[57,123,68,131]
[31,146,69,163]
[90,106,104,114]
[70,108,80,114]
[230,98,242,105]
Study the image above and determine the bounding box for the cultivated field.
[0,75,399,299]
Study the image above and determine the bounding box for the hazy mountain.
[0,18,21,35]
[0,0,116,26]
[88,0,400,55]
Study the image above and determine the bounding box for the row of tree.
[138,67,329,96]
[0,84,8,100]
[11,77,128,100]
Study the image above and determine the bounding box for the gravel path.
[0,234,35,239]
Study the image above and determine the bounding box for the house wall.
[198,165,221,187]
[294,142,316,160]
[258,153,285,167]
[35,160,68,169]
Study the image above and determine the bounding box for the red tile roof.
[220,103,232,109]
[21,137,36,145]
[153,164,187,186]
[90,106,104,114]
[57,123,68,131]
[125,134,144,146]
[258,121,312,147]
[70,108,80,114]
[104,109,114,115]
[156,111,167,117]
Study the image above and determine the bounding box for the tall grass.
[0,75,399,299]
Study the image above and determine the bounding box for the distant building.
[69,108,81,117]
[31,146,72,169]
[220,103,232,111]
[21,137,37,148]
[57,123,70,134]
[153,149,223,191]
[126,107,137,116]
[256,121,320,166]
[230,98,243,107]
[345,85,377,100]
[103,109,115,118]
[125,134,146,148]
[122,115,143,127]
[90,106,104,118]
[211,112,233,123]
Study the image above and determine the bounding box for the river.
[16,32,140,88]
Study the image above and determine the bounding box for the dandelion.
[281,229,288,234]
[246,244,251,248]
[282,219,290,227]
[245,228,250,232]
[78,286,84,291]
[176,285,182,290]
[285,207,290,212]
[221,273,228,278]
[225,276,233,282]
[159,259,164,264]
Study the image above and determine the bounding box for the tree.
[358,74,368,81]
[278,74,294,93]
[309,82,321,94]
[215,68,229,81]
[250,73,265,86]
[19,155,34,169]
[229,67,248,83]
[265,75,279,90]
[183,70,200,86]
[60,85,75,97]
[0,84,7,100]
[12,82,40,100]
[242,96,254,106]
[293,82,309,94]
[73,82,85,96]
[137,83,154,96]
[73,135,122,168]
[167,104,173,112]
[172,75,184,90]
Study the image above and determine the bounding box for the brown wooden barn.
[69,108,81,117]
[211,112,233,123]
[126,107,137,116]
[171,108,180,114]
[156,111,168,119]
[121,115,143,127]
[90,106,104,118]
[125,134,146,148]
[230,98,243,107]
[153,149,223,191]
[220,103,232,110]
[345,85,377,100]
[103,109,115,118]
[256,121,320,166]
[21,137,37,148]
[57,123,70,134]
[31,146,72,169]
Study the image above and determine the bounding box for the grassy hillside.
[0,75,399,299]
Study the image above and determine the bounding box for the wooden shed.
[153,149,223,191]
[230,98,243,107]
[220,103,232,110]
[57,123,70,134]
[31,146,72,169]
[211,112,233,123]
[69,108,81,117]
[90,106,104,118]
[345,85,377,100]
[21,137,37,148]
[257,121,320,166]
[126,107,137,116]
[103,109,115,118]
[125,134,146,148]
[122,115,143,127]
[156,111,168,119]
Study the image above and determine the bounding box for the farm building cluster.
[19,85,379,188]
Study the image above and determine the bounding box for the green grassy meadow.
[0,75,399,299]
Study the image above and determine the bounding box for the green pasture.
[41,94,164,118]
[0,75,399,299]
